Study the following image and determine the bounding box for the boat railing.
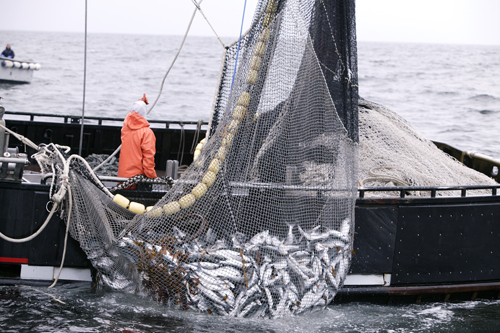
[4,111,209,129]
[358,184,500,199]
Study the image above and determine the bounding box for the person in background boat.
[1,44,15,59]
[117,94,158,179]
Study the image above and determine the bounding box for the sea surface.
[1,31,500,332]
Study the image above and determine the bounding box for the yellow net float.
[129,202,146,214]
[202,170,217,187]
[179,194,196,208]
[237,92,251,107]
[193,138,206,161]
[146,206,163,218]
[233,105,247,121]
[266,0,277,13]
[262,13,272,27]
[193,150,201,161]
[250,56,262,71]
[113,194,130,209]
[217,146,227,161]
[222,132,234,148]
[164,201,181,215]
[192,183,208,199]
[208,158,220,173]
[228,119,240,132]
[254,42,266,57]
[259,29,271,42]
[247,69,258,85]
[113,194,146,214]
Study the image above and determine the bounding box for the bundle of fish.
[111,218,352,318]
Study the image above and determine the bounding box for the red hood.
[123,111,150,131]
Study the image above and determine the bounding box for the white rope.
[148,0,204,114]
[64,151,114,198]
[0,122,39,150]
[19,286,66,305]
[0,202,58,243]
[92,144,121,172]
[49,183,72,288]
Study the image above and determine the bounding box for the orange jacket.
[118,111,158,179]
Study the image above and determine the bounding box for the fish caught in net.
[33,0,358,318]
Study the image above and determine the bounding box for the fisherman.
[117,94,158,179]
[1,44,15,59]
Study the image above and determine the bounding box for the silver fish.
[251,304,268,319]
[248,230,269,247]
[273,285,291,318]
[197,284,228,309]
[287,256,309,281]
[265,234,282,248]
[217,288,235,307]
[209,266,245,284]
[262,265,273,285]
[204,228,217,244]
[281,269,291,285]
[238,301,259,318]
[296,284,326,314]
[272,259,288,270]
[171,226,186,240]
[196,294,211,312]
[260,261,270,282]
[264,287,274,311]
[325,263,339,289]
[340,217,351,237]
[207,239,228,251]
[284,223,296,245]
[191,270,233,292]
[214,249,252,264]
[247,267,259,288]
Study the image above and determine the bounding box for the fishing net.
[34,0,359,318]
[358,99,498,196]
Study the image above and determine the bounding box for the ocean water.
[1,283,500,333]
[1,31,500,332]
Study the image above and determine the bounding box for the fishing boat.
[1,103,500,304]
[1,0,499,316]
[0,57,41,84]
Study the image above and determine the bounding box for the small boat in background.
[0,57,41,84]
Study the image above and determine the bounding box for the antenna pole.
[78,0,88,156]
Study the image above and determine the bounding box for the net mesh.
[35,0,359,318]
[358,99,497,196]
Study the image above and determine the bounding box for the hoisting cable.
[147,0,205,115]
[78,0,88,156]
[230,0,248,90]
[190,0,226,49]
[95,1,206,172]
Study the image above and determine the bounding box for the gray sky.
[1,0,499,45]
